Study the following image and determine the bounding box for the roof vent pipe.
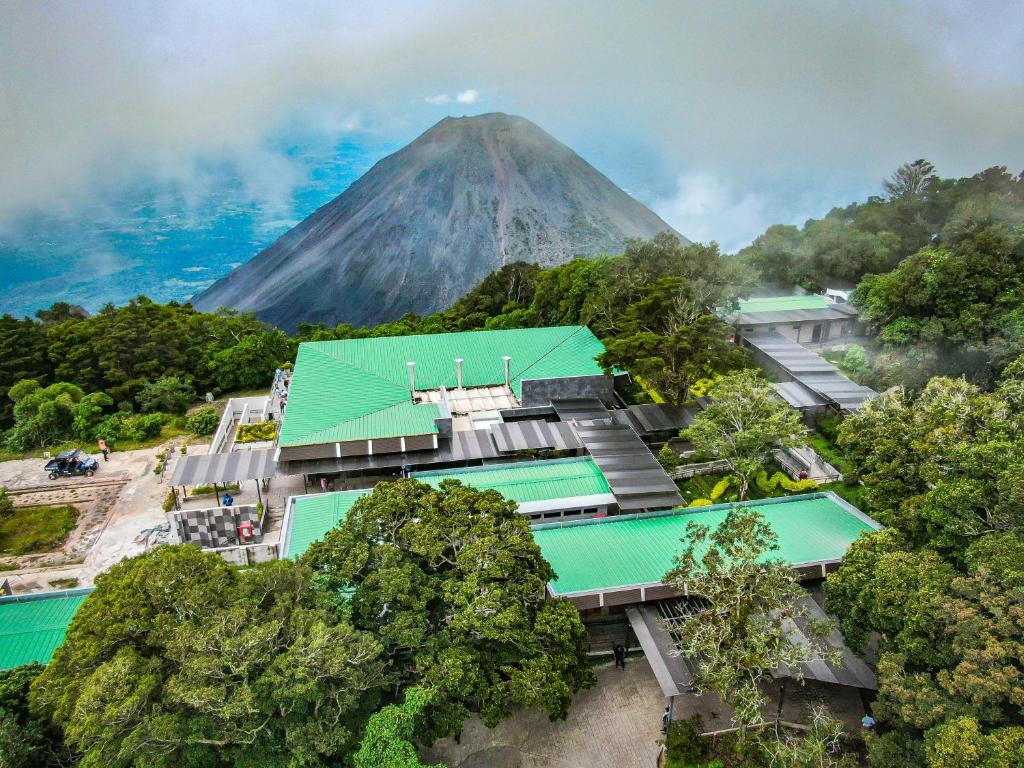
[455,358,464,389]
[502,356,512,389]
[407,361,416,399]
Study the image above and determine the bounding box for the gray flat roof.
[171,448,278,486]
[744,331,877,412]
[733,304,858,326]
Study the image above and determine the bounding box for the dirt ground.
[1,443,186,592]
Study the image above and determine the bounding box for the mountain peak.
[194,115,683,330]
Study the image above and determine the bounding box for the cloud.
[654,172,849,253]
[425,88,479,105]
[0,0,1021,236]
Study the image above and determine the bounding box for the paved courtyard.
[422,660,667,768]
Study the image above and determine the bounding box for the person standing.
[613,643,626,669]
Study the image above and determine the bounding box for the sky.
[1,0,1022,262]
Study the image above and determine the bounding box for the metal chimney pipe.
[407,361,416,398]
[455,358,464,389]
[502,356,511,388]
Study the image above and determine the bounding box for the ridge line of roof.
[291,400,431,446]
[300,344,411,390]
[510,326,591,384]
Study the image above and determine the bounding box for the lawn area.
[0,504,79,556]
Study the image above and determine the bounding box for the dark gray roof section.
[170,448,277,487]
[277,428,503,476]
[773,381,829,409]
[489,420,583,452]
[557,400,683,511]
[632,595,875,695]
[732,303,858,327]
[617,404,695,434]
[626,603,695,697]
[774,595,878,690]
[552,398,614,422]
[744,331,877,412]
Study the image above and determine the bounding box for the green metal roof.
[284,490,368,560]
[412,458,611,504]
[279,326,607,446]
[0,590,90,670]
[735,295,830,314]
[284,458,613,559]
[533,494,879,596]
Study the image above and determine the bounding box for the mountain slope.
[194,113,683,329]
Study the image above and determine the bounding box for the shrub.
[0,487,13,518]
[236,422,277,443]
[162,490,176,513]
[755,469,819,494]
[658,443,681,470]
[185,406,219,436]
[665,715,709,768]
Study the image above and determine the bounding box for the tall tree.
[682,370,805,498]
[883,159,938,200]
[304,479,594,743]
[31,546,389,768]
[664,507,839,731]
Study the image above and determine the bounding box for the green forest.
[1,161,1023,767]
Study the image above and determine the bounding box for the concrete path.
[423,660,667,768]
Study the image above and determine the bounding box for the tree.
[837,377,1024,551]
[31,546,389,768]
[354,688,443,768]
[925,717,1024,768]
[682,370,805,498]
[0,664,75,768]
[884,159,938,200]
[853,226,1024,387]
[73,391,114,441]
[5,381,84,450]
[208,329,293,393]
[598,276,748,404]
[663,507,839,731]
[136,375,194,415]
[304,479,595,742]
[760,705,858,768]
[657,442,681,471]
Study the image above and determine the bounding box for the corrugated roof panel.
[279,326,606,446]
[0,591,90,670]
[534,495,878,596]
[736,296,831,313]
[285,490,368,559]
[412,457,611,503]
[284,458,613,559]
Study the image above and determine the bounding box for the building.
[721,296,877,418]
[725,295,859,349]
[532,492,879,610]
[275,325,615,478]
